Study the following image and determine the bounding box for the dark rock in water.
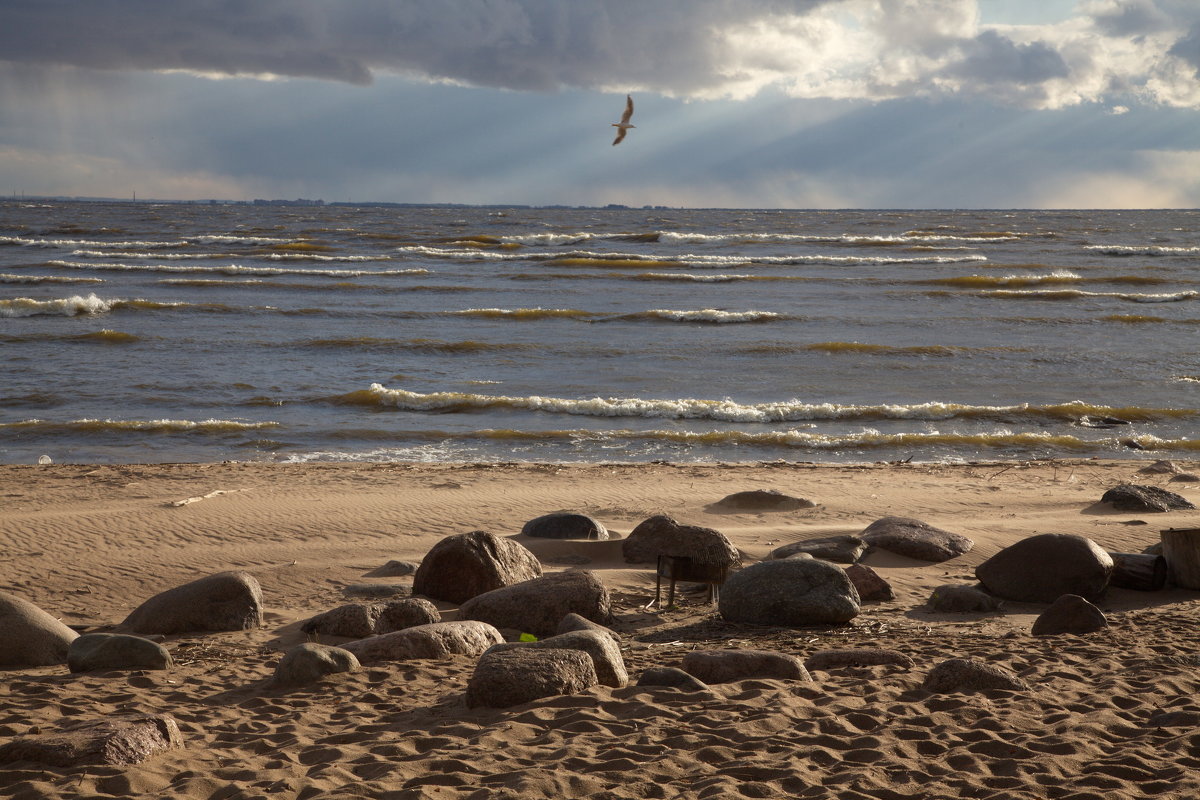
[522,512,609,541]
[1077,415,1130,429]
[683,649,811,684]
[267,643,360,688]
[1100,484,1194,513]
[1031,594,1108,636]
[770,535,866,564]
[1120,439,1149,450]
[976,533,1113,603]
[0,714,182,766]
[412,530,542,604]
[466,648,597,709]
[121,571,263,635]
[805,648,914,672]
[927,585,1002,613]
[636,666,709,692]
[458,570,613,638]
[719,558,859,626]
[68,633,172,673]
[844,564,895,602]
[860,517,973,562]
[713,489,815,511]
[923,658,1027,693]
[622,515,741,568]
[0,591,78,668]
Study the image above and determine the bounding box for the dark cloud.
[944,31,1070,87]
[1090,0,1174,37]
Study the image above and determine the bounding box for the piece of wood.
[1107,552,1167,591]
[1160,528,1200,590]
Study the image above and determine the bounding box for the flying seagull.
[611,95,635,145]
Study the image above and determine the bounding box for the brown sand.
[2,459,1199,799]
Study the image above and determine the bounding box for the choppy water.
[2,201,1198,464]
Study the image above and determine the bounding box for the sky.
[2,0,1200,208]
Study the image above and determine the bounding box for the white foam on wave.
[0,273,103,284]
[984,288,1197,303]
[0,293,116,317]
[637,272,754,282]
[47,260,427,278]
[1085,245,1200,256]
[641,308,782,323]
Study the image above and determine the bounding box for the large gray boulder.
[466,648,598,709]
[1100,484,1194,512]
[0,591,78,668]
[522,512,609,540]
[121,571,263,635]
[621,515,741,568]
[484,629,627,687]
[68,633,172,673]
[844,564,895,602]
[412,530,542,604]
[341,621,503,664]
[301,598,440,639]
[267,643,360,688]
[682,649,811,684]
[860,517,974,562]
[975,534,1114,603]
[1031,594,1108,636]
[458,570,613,638]
[718,558,860,626]
[770,535,866,564]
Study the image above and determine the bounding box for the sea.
[1,201,1198,466]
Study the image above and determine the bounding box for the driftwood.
[1108,552,1167,591]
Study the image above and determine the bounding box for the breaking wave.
[982,289,1197,303]
[0,293,118,317]
[46,260,426,278]
[0,418,279,434]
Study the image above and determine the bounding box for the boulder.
[466,648,598,708]
[923,658,1028,693]
[341,621,503,664]
[1171,473,1200,483]
[770,535,866,564]
[805,648,914,672]
[412,530,542,604]
[121,571,263,635]
[267,643,360,688]
[556,612,620,643]
[521,512,609,541]
[343,583,407,599]
[622,515,741,568]
[458,570,613,639]
[975,534,1114,603]
[1031,594,1108,636]
[484,629,627,687]
[860,517,974,562]
[0,715,182,766]
[301,598,440,639]
[718,558,860,626]
[636,667,710,692]
[1100,484,1194,513]
[372,560,419,577]
[844,564,895,602]
[0,591,78,668]
[67,633,172,673]
[1138,460,1181,475]
[682,649,811,684]
[927,585,1003,613]
[713,490,815,511]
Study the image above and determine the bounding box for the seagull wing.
[620,94,634,124]
[612,127,627,146]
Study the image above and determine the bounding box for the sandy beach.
[2,458,1200,799]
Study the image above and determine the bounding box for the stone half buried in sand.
[718,558,860,626]
[0,714,182,767]
[340,621,503,664]
[682,649,811,684]
[0,590,78,668]
[1031,594,1108,636]
[301,597,440,640]
[804,648,915,672]
[859,516,974,562]
[770,535,866,564]
[121,571,264,635]
[483,629,627,687]
[621,515,741,567]
[922,658,1028,693]
[412,530,542,605]
[975,533,1114,604]
[68,633,172,673]
[266,643,360,689]
[713,489,815,511]
[457,569,613,639]
[927,585,1003,613]
[521,511,609,540]
[466,647,598,709]
[1100,484,1195,513]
